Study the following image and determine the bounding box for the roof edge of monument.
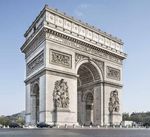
[24,4,123,45]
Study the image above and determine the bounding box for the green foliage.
[0,116,11,126]
[122,113,130,121]
[123,112,150,126]
[0,112,25,126]
[16,117,25,125]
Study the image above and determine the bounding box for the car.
[37,122,52,128]
[0,124,3,128]
[9,123,22,128]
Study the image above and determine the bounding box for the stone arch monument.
[21,5,127,126]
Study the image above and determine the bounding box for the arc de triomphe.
[21,5,127,126]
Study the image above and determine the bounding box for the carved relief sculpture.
[53,79,69,109]
[107,66,120,81]
[26,51,44,76]
[21,6,127,126]
[75,53,88,66]
[46,31,123,65]
[50,49,72,68]
[108,90,119,113]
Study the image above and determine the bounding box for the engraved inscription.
[26,51,44,76]
[107,66,120,81]
[50,50,72,68]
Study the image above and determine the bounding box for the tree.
[0,116,11,126]
[122,113,130,121]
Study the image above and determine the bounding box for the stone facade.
[21,5,127,126]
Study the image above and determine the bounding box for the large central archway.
[77,61,102,126]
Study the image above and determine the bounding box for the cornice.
[21,27,45,53]
[24,5,47,37]
[77,80,122,91]
[24,5,123,45]
[25,67,78,84]
[45,6,123,44]
[103,80,123,88]
[45,28,127,60]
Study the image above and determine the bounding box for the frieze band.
[46,30,123,65]
[25,30,45,58]
[26,51,44,76]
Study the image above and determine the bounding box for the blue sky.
[0,0,150,115]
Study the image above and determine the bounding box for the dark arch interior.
[33,84,39,95]
[86,93,93,103]
[77,62,100,86]
[32,83,39,124]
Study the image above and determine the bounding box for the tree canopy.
[123,112,150,126]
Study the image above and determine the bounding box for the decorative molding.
[25,30,45,58]
[93,59,104,73]
[50,49,72,68]
[46,30,123,64]
[53,79,69,109]
[103,81,123,88]
[26,51,44,76]
[108,90,120,113]
[44,7,124,50]
[75,53,88,66]
[106,66,120,81]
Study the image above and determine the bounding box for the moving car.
[37,122,52,128]
[9,123,22,128]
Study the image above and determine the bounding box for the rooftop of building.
[24,5,123,45]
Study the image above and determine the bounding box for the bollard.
[65,124,67,128]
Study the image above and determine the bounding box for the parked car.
[37,122,52,128]
[0,124,3,128]
[9,123,22,128]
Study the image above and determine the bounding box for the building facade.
[21,5,127,126]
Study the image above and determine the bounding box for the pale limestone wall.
[26,41,46,79]
[39,75,46,122]
[104,61,123,85]
[103,60,123,125]
[45,40,76,74]
[45,73,78,125]
[104,85,122,125]
[22,6,126,126]
[93,86,102,125]
[25,83,31,124]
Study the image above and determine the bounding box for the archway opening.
[86,92,94,125]
[77,62,100,125]
[32,83,39,125]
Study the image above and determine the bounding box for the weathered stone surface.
[21,5,126,126]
